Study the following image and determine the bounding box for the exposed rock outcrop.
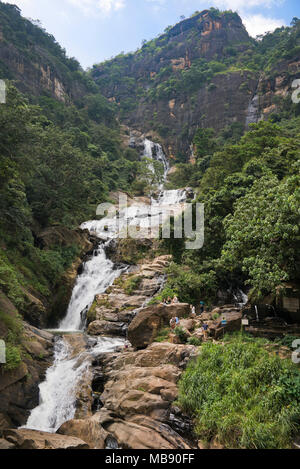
[2,429,89,450]
[0,291,54,429]
[90,342,197,449]
[87,255,171,337]
[57,414,108,449]
[128,303,191,349]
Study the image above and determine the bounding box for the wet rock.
[88,320,126,336]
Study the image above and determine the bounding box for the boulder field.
[86,255,172,337]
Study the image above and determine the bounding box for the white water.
[25,336,124,433]
[143,138,169,184]
[246,93,260,128]
[25,139,187,434]
[81,139,187,240]
[59,242,124,332]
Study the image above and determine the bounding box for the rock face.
[0,4,89,102]
[47,228,98,327]
[91,342,197,449]
[209,310,242,339]
[0,302,54,430]
[58,414,108,449]
[91,10,257,158]
[87,255,171,337]
[128,303,191,349]
[3,429,89,450]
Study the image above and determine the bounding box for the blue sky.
[6,0,300,69]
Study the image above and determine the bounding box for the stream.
[24,139,187,433]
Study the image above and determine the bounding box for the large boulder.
[58,414,108,449]
[0,438,15,449]
[93,343,197,449]
[128,303,190,349]
[88,320,126,336]
[209,311,242,339]
[3,429,89,450]
[103,415,190,450]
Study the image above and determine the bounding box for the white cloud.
[66,0,125,17]
[242,13,285,37]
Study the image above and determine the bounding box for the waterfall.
[25,338,89,433]
[246,93,260,129]
[24,336,124,433]
[25,138,188,434]
[143,138,169,181]
[59,242,124,332]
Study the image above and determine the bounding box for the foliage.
[187,336,202,346]
[166,118,300,303]
[174,326,188,344]
[154,327,170,343]
[123,275,142,295]
[275,335,300,350]
[0,309,24,371]
[148,286,179,305]
[178,335,300,448]
[221,174,300,299]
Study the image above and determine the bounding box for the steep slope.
[91,9,258,159]
[0,2,93,102]
[91,9,300,161]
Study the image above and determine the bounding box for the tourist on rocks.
[199,300,205,315]
[190,305,196,318]
[172,296,179,304]
[170,317,180,329]
[202,323,209,341]
[166,296,172,305]
[170,317,176,329]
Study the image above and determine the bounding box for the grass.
[177,333,300,449]
[154,327,170,343]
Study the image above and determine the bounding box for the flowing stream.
[25,139,187,434]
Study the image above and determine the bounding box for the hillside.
[91,8,300,160]
[0,3,300,450]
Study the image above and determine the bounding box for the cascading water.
[25,336,124,433]
[25,138,187,434]
[59,242,124,332]
[143,138,169,183]
[25,338,90,433]
[246,93,260,129]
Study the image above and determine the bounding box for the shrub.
[4,343,22,371]
[155,327,170,343]
[177,335,300,448]
[174,326,188,344]
[124,275,142,295]
[188,336,202,346]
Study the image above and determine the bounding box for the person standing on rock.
[199,300,205,315]
[190,305,196,318]
[202,323,209,341]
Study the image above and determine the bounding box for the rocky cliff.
[91,9,257,159]
[91,9,300,160]
[0,3,91,102]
